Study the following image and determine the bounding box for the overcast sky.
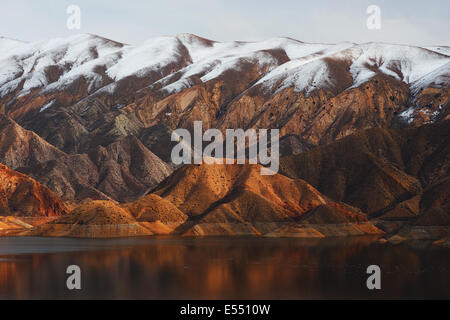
[1,0,449,46]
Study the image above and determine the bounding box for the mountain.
[21,162,382,238]
[20,193,189,238]
[22,162,382,238]
[0,163,68,218]
[86,135,172,202]
[125,194,188,232]
[148,163,381,236]
[382,177,450,222]
[0,114,172,202]
[6,118,447,238]
[280,121,450,224]
[0,34,448,156]
[23,200,154,238]
[380,176,450,242]
[0,33,448,239]
[0,113,64,169]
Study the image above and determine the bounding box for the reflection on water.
[0,236,449,299]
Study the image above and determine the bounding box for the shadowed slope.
[280,121,450,216]
[0,115,172,202]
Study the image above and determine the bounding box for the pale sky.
[1,0,449,46]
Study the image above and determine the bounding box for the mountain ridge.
[0,33,448,240]
[0,33,447,158]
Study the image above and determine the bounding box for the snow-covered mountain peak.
[0,33,448,100]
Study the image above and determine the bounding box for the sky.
[1,0,449,46]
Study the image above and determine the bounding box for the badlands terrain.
[0,33,448,241]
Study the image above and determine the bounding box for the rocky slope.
[383,177,450,242]
[0,163,68,218]
[23,194,190,238]
[20,163,383,238]
[0,114,172,202]
[147,163,381,236]
[4,117,447,238]
[280,121,449,216]
[279,121,450,241]
[23,200,153,238]
[124,194,188,233]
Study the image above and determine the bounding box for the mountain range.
[0,33,448,242]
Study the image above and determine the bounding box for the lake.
[0,236,449,299]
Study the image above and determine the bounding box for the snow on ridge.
[0,37,27,58]
[39,99,55,113]
[423,46,450,56]
[177,34,331,63]
[0,33,448,100]
[254,42,355,94]
[157,37,343,95]
[253,41,450,95]
[348,42,450,88]
[200,50,279,82]
[106,36,186,80]
[410,61,450,96]
[0,34,125,96]
[0,34,187,97]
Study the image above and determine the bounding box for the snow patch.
[398,107,415,124]
[39,100,55,113]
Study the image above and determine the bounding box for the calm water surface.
[0,236,449,299]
